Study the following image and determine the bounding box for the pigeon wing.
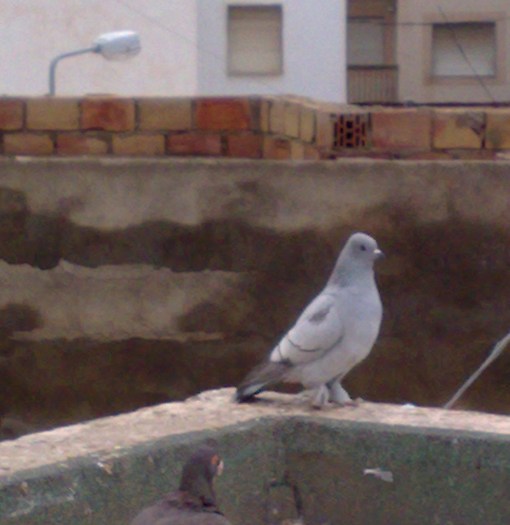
[270,292,344,366]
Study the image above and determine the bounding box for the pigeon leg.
[310,384,329,409]
[327,379,353,405]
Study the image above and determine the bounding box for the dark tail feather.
[235,361,290,402]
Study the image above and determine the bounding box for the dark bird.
[235,232,384,408]
[130,445,231,525]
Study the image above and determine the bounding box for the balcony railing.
[348,65,399,104]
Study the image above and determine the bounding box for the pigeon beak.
[374,248,385,259]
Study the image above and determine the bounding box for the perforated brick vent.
[333,114,369,148]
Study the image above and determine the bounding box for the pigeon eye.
[360,245,367,251]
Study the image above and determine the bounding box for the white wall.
[197,0,347,103]
[0,0,198,96]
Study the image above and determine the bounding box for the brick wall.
[1,95,510,160]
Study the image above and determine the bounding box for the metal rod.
[48,46,99,96]
[443,330,510,409]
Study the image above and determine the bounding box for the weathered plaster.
[2,158,510,436]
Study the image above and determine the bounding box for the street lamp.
[48,31,141,96]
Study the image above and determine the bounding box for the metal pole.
[48,46,99,96]
[443,330,510,409]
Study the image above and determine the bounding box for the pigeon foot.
[311,385,329,409]
[327,380,353,406]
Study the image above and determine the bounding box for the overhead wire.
[112,0,501,104]
[111,0,286,96]
[435,4,496,103]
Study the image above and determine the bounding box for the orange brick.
[332,150,393,160]
[315,111,334,149]
[112,134,165,156]
[138,98,192,131]
[284,103,300,138]
[290,140,305,160]
[4,133,53,155]
[485,109,510,149]
[226,134,262,158]
[443,149,494,160]
[57,133,109,155]
[0,99,23,130]
[81,97,135,131]
[260,98,271,133]
[167,133,222,156]
[304,144,321,160]
[269,99,286,134]
[27,98,79,130]
[300,107,316,142]
[196,98,252,131]
[250,98,263,131]
[371,109,432,150]
[433,109,483,149]
[263,136,291,159]
[400,150,452,161]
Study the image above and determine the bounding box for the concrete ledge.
[2,389,510,524]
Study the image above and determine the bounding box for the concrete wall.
[2,389,510,525]
[397,0,510,103]
[197,0,347,103]
[2,158,510,439]
[0,0,198,96]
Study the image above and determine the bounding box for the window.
[227,5,283,76]
[432,22,496,77]
[347,18,385,66]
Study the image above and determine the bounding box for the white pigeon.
[235,232,383,408]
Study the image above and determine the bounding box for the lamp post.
[48,31,141,96]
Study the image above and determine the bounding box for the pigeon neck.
[328,259,374,288]
[179,475,217,508]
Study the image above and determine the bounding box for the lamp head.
[93,31,141,61]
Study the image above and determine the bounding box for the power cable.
[436,4,496,103]
[111,0,501,104]
[111,0,285,96]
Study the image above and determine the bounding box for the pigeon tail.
[235,361,291,402]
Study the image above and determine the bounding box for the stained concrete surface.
[1,158,510,436]
[1,389,510,524]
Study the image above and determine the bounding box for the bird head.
[179,445,224,507]
[330,232,384,286]
[345,232,384,263]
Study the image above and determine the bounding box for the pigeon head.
[344,232,383,263]
[330,232,383,285]
[179,445,223,507]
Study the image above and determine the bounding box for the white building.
[0,0,347,103]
